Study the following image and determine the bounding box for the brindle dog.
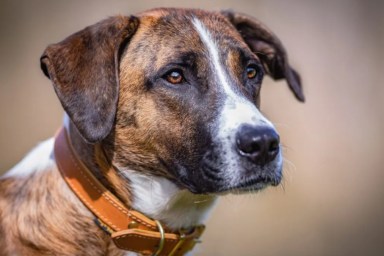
[0,8,304,256]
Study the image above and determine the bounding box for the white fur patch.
[192,18,281,184]
[123,252,138,256]
[192,17,272,127]
[192,18,234,99]
[3,138,55,179]
[120,169,217,230]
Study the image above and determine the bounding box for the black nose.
[236,124,280,166]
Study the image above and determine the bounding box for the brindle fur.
[0,8,303,255]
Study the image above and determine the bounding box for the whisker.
[281,143,294,153]
[271,123,291,129]
[278,178,287,193]
[193,197,212,204]
[283,158,297,173]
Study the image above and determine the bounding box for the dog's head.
[41,8,304,195]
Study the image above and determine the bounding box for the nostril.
[236,125,280,165]
[267,138,280,159]
[269,139,279,153]
[236,136,262,155]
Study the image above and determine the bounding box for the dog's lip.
[243,175,280,186]
[178,174,282,195]
[219,175,281,193]
[172,161,282,194]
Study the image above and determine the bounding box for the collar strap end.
[111,225,205,256]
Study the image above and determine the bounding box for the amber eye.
[246,66,258,79]
[164,70,184,84]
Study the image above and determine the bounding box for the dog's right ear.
[40,16,139,143]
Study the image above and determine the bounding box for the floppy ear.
[222,11,305,102]
[40,16,139,143]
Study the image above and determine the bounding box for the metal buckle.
[168,232,186,256]
[152,220,165,256]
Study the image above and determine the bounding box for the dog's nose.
[236,124,280,166]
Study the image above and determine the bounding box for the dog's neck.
[66,120,217,231]
[67,121,133,206]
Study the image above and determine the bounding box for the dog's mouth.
[220,175,281,194]
[168,147,283,195]
[176,165,282,195]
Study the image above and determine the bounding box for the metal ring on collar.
[152,220,165,256]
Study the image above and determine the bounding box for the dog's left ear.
[222,11,305,102]
[40,16,139,143]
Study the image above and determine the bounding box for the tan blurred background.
[1,0,383,255]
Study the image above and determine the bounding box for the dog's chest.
[121,169,217,230]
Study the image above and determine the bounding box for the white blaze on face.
[191,17,273,126]
[192,17,279,181]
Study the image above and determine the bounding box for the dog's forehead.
[138,8,231,30]
[135,9,245,52]
[121,8,250,75]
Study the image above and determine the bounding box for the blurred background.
[1,0,383,255]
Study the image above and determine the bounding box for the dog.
[0,8,304,256]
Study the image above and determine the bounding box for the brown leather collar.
[54,127,205,256]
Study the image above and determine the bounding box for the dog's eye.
[164,70,184,84]
[246,66,258,79]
